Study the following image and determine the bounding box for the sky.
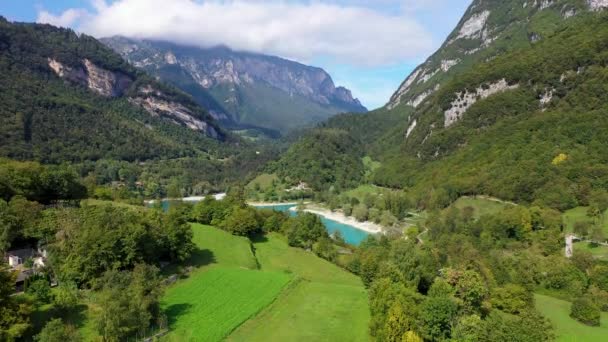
[0,0,471,109]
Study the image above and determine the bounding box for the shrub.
[570,297,601,326]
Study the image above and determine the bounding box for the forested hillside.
[0,17,226,163]
[275,1,608,211]
[0,18,275,196]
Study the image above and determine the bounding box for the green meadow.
[161,225,369,341]
[535,294,608,342]
[228,233,369,341]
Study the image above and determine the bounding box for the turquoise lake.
[255,204,370,246]
[153,201,371,245]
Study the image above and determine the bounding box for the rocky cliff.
[101,37,367,134]
[387,0,608,150]
[47,57,220,139]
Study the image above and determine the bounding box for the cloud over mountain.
[37,0,434,66]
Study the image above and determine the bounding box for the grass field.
[161,268,290,341]
[562,207,608,236]
[573,241,608,260]
[535,294,608,342]
[160,224,289,341]
[162,226,369,341]
[189,223,258,270]
[342,184,389,201]
[228,233,370,341]
[450,196,514,219]
[246,173,278,191]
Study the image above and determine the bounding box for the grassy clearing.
[228,233,370,341]
[342,184,392,202]
[562,207,608,236]
[228,280,369,342]
[535,294,608,342]
[253,233,362,286]
[161,267,291,342]
[189,223,258,270]
[573,241,608,260]
[160,225,289,341]
[246,173,278,192]
[451,196,513,219]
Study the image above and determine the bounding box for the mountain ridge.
[101,36,367,134]
[0,18,236,163]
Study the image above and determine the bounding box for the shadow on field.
[250,233,268,244]
[165,303,193,326]
[189,248,216,267]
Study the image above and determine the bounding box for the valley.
[3,0,608,341]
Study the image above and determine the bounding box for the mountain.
[0,18,232,163]
[272,0,608,210]
[101,36,367,135]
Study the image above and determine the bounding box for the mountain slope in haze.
[273,0,608,210]
[0,18,231,163]
[101,37,367,134]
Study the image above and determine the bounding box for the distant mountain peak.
[101,36,367,134]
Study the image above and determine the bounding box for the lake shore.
[247,201,300,207]
[290,206,383,235]
[145,193,226,204]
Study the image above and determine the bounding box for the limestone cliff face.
[378,0,608,162]
[48,58,219,138]
[387,0,608,142]
[101,37,367,133]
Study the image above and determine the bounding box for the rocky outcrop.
[49,57,219,138]
[130,95,218,138]
[455,10,490,41]
[588,0,608,10]
[444,79,519,127]
[48,58,132,97]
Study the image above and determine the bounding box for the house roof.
[7,248,35,260]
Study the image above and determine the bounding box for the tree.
[589,265,608,291]
[384,302,410,342]
[451,314,482,342]
[0,264,32,341]
[491,284,533,314]
[589,189,608,221]
[53,282,79,312]
[35,319,81,342]
[380,211,397,227]
[482,310,553,342]
[342,204,353,217]
[353,204,369,222]
[94,265,162,341]
[163,208,195,262]
[402,331,422,342]
[313,238,337,262]
[282,213,328,249]
[419,296,458,341]
[573,221,592,238]
[27,278,52,304]
[453,269,488,313]
[570,297,601,326]
[220,207,260,236]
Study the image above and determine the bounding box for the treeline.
[188,194,340,258]
[342,201,608,341]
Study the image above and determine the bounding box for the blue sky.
[0,0,471,109]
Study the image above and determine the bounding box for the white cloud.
[37,8,89,28]
[36,0,434,66]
